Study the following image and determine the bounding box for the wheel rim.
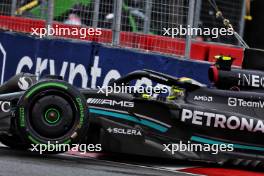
[44,108,61,125]
[30,93,75,139]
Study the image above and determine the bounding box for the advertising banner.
[0,32,211,88]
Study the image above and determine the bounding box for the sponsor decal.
[107,127,142,136]
[76,98,84,126]
[14,55,163,90]
[0,101,11,112]
[181,109,264,133]
[16,56,101,89]
[238,73,264,88]
[18,77,33,90]
[228,97,237,107]
[228,97,264,108]
[87,98,134,108]
[194,96,213,102]
[0,101,10,112]
[19,107,25,127]
[0,38,170,91]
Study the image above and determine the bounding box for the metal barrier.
[0,0,245,58]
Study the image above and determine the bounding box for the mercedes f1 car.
[0,51,264,167]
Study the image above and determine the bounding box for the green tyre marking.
[64,139,72,144]
[76,97,84,126]
[19,107,25,127]
[26,83,68,99]
[28,135,41,144]
[29,135,72,146]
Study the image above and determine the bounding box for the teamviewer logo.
[228,98,237,107]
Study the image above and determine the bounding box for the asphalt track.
[1,143,264,176]
[0,145,197,176]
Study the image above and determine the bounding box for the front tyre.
[16,80,88,153]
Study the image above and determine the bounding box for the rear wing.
[209,49,264,90]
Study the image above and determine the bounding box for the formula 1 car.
[0,53,264,167]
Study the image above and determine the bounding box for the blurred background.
[0,0,257,58]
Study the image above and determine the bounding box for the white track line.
[0,142,204,176]
[157,166,199,171]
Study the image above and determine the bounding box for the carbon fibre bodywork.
[82,70,264,166]
[0,69,264,167]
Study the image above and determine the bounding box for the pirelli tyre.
[16,80,88,153]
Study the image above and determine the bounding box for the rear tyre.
[15,80,88,153]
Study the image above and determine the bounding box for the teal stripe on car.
[89,108,168,132]
[191,136,264,152]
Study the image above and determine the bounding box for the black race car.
[0,52,264,167]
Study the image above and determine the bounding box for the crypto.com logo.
[0,43,6,84]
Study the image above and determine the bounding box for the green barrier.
[30,0,91,18]
[29,0,139,33]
